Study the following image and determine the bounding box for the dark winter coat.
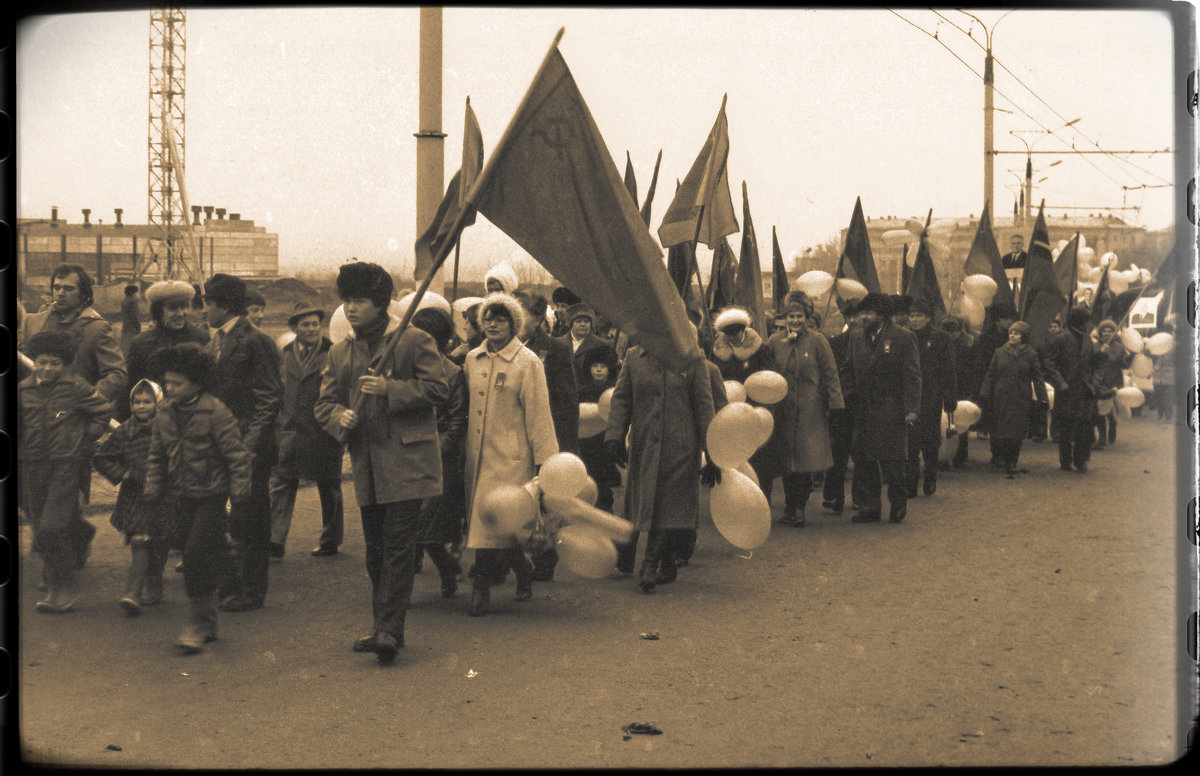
[980,343,1048,441]
[314,315,450,507]
[763,328,844,472]
[839,321,922,461]
[273,336,344,481]
[579,374,621,488]
[207,316,283,464]
[94,415,164,537]
[605,346,716,532]
[121,323,210,421]
[416,359,468,545]
[21,305,128,406]
[1040,326,1103,419]
[144,393,252,502]
[1089,333,1131,400]
[18,373,112,461]
[910,325,958,447]
[569,332,617,387]
[710,328,772,383]
[524,327,580,455]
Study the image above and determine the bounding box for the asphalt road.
[13,413,1188,768]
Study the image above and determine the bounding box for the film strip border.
[2,13,14,758]
[1186,53,1200,754]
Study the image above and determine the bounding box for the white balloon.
[451,296,485,342]
[962,274,998,304]
[751,406,774,450]
[904,218,925,235]
[1130,353,1154,379]
[1101,251,1119,267]
[955,295,985,329]
[953,400,981,431]
[796,270,835,297]
[835,278,869,301]
[1114,386,1144,409]
[1056,240,1069,251]
[882,229,916,247]
[744,371,788,405]
[1119,328,1145,353]
[578,402,607,438]
[556,524,617,579]
[928,240,950,263]
[1087,267,1103,284]
[1146,332,1174,356]
[708,468,771,550]
[723,380,747,405]
[706,402,762,468]
[539,453,590,499]
[329,304,351,343]
[1108,270,1129,295]
[1078,247,1096,266]
[733,461,759,488]
[276,331,296,350]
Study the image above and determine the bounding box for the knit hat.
[713,307,751,332]
[26,330,77,364]
[336,262,394,311]
[146,279,196,305]
[203,273,247,305]
[128,377,164,404]
[477,292,526,335]
[856,292,893,317]
[287,300,326,328]
[484,261,520,295]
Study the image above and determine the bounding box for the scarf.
[352,312,393,445]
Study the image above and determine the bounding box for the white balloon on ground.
[578,403,607,438]
[962,274,999,305]
[744,371,788,405]
[538,452,590,499]
[835,278,869,301]
[1114,386,1145,409]
[597,387,615,422]
[556,524,617,579]
[706,402,762,468]
[708,468,771,550]
[723,380,747,405]
[1119,328,1144,353]
[1146,332,1174,356]
[796,270,835,297]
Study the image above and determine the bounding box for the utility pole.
[959,10,1014,226]
[414,7,446,295]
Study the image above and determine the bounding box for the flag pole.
[689,211,712,327]
[450,238,462,304]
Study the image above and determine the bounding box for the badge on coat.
[495,372,507,392]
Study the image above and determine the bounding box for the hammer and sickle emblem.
[530,115,572,159]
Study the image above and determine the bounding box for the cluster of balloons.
[949,274,999,330]
[704,370,788,550]
[478,452,633,580]
[881,219,953,262]
[1120,327,1172,405]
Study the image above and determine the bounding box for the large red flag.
[639,149,662,228]
[772,226,788,313]
[1019,202,1066,347]
[733,181,766,336]
[416,96,485,272]
[469,36,701,370]
[623,150,638,206]
[708,237,738,313]
[1053,233,1080,319]
[905,235,946,320]
[835,197,882,294]
[657,96,739,249]
[961,200,1015,311]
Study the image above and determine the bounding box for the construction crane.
[145,4,201,283]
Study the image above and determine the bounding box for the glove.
[699,459,722,487]
[604,439,627,468]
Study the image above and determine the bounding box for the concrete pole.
[415,6,446,295]
[1024,152,1033,226]
[983,48,994,227]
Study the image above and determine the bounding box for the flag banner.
[1090,259,1114,328]
[961,200,1015,311]
[656,97,739,249]
[1019,203,1065,347]
[708,237,738,313]
[667,238,704,320]
[640,149,662,228]
[415,169,468,271]
[905,236,946,320]
[1053,232,1079,318]
[733,181,766,336]
[836,197,882,294]
[471,42,701,370]
[459,97,484,224]
[772,225,789,313]
[624,150,638,206]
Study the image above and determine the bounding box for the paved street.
[14,414,1188,768]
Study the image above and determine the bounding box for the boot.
[178,594,219,654]
[120,539,151,616]
[923,471,937,496]
[469,583,490,616]
[141,576,165,606]
[638,561,657,594]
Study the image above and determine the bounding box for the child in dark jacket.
[94,378,168,615]
[577,347,621,514]
[144,344,251,654]
[19,331,112,613]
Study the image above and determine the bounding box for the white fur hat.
[145,279,196,305]
[476,292,526,335]
[713,307,751,331]
[484,261,519,295]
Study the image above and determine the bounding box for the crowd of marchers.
[17,259,1178,663]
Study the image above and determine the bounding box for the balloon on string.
[953,400,981,431]
[597,387,615,422]
[904,219,925,235]
[538,452,590,499]
[955,295,985,330]
[1130,353,1154,379]
[928,240,951,263]
[796,270,835,297]
[962,274,999,305]
[1107,270,1129,295]
[706,402,762,468]
[1131,373,1154,391]
[744,370,788,405]
[1078,247,1096,266]
[556,524,617,579]
[1086,266,1103,284]
[709,468,771,550]
[1114,386,1145,409]
[276,331,296,350]
[543,494,632,542]
[723,380,747,405]
[1119,327,1145,353]
[1146,332,1174,356]
[576,476,599,506]
[835,278,869,301]
[751,406,774,450]
[578,403,607,438]
[882,229,916,247]
[733,461,759,488]
[1096,397,1115,415]
[479,484,538,536]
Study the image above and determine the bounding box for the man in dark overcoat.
[839,293,922,524]
[1041,306,1103,472]
[269,302,345,559]
[202,273,284,612]
[903,298,958,497]
[822,299,860,513]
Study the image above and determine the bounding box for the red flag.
[1019,201,1065,347]
[733,181,765,336]
[639,149,662,228]
[459,97,484,223]
[623,150,638,206]
[835,197,882,294]
[657,96,739,249]
[708,237,738,313]
[1053,232,1080,319]
[905,235,947,320]
[961,200,1015,311]
[416,97,485,269]
[1090,255,1115,328]
[772,226,788,313]
[470,37,701,370]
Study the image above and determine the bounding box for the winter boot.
[120,537,151,616]
[638,561,657,594]
[178,594,219,654]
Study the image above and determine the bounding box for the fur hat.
[287,300,326,328]
[1008,320,1031,335]
[783,290,814,316]
[157,343,217,389]
[551,286,581,306]
[124,284,140,296]
[484,261,519,295]
[938,315,964,333]
[146,279,196,305]
[477,292,526,335]
[1096,318,1118,332]
[245,289,267,308]
[565,302,595,325]
[203,273,247,305]
[129,377,164,404]
[908,296,934,316]
[26,330,76,364]
[1066,306,1091,330]
[856,292,894,317]
[580,343,619,374]
[336,262,394,310]
[713,307,751,331]
[890,294,912,315]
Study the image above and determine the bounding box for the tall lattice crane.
[145,5,199,282]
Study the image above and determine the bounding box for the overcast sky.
[16,7,1180,279]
